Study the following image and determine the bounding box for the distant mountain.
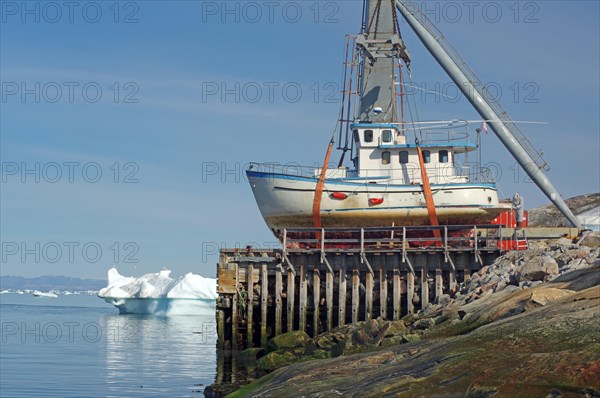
[0,275,105,291]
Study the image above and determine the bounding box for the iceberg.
[98,267,217,316]
[578,206,600,231]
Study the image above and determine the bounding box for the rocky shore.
[207,232,600,397]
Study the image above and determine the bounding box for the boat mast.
[358,0,411,123]
[395,0,582,228]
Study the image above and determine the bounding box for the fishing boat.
[247,0,581,237]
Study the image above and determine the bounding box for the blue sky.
[1,1,599,279]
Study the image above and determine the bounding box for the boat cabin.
[346,123,477,185]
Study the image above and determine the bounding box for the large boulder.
[516,256,559,282]
[267,331,311,352]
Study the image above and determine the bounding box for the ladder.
[513,229,528,251]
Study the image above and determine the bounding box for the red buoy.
[369,197,384,205]
[331,192,348,200]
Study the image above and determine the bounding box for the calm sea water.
[0,294,217,397]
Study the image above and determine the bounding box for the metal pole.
[395,0,582,228]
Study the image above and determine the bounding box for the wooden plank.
[275,264,283,336]
[217,265,237,294]
[313,269,320,337]
[260,263,268,347]
[326,270,333,331]
[338,265,347,326]
[365,269,373,321]
[406,269,415,314]
[287,269,295,333]
[352,267,359,324]
[247,263,254,348]
[299,265,307,333]
[379,257,388,320]
[421,258,429,308]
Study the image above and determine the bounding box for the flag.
[481,121,489,134]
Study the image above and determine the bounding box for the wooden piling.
[299,265,307,333]
[392,254,401,320]
[275,264,283,336]
[247,263,254,347]
[313,269,320,337]
[351,267,359,324]
[326,270,333,331]
[338,265,347,326]
[406,269,415,314]
[287,269,295,333]
[379,257,388,319]
[260,262,268,347]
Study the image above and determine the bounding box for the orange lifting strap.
[312,140,334,230]
[417,145,442,242]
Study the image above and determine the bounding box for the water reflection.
[101,313,217,397]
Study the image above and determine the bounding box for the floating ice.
[98,267,217,316]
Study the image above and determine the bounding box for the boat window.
[382,151,391,165]
[399,151,409,164]
[439,150,449,163]
[382,130,392,143]
[364,130,374,143]
[353,130,359,143]
[423,150,431,163]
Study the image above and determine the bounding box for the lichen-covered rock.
[256,350,297,372]
[267,331,311,352]
[413,318,435,330]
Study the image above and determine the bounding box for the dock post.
[299,264,307,333]
[260,262,268,347]
[351,266,359,324]
[406,266,415,314]
[338,263,347,326]
[313,268,321,337]
[365,261,373,321]
[232,263,239,347]
[393,255,401,320]
[435,256,443,300]
[421,257,429,308]
[287,268,295,333]
[247,263,254,348]
[326,268,334,331]
[379,256,388,319]
[275,264,283,336]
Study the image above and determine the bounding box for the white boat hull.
[247,170,508,231]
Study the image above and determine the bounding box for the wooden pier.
[215,225,580,350]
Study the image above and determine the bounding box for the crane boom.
[395,0,582,228]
